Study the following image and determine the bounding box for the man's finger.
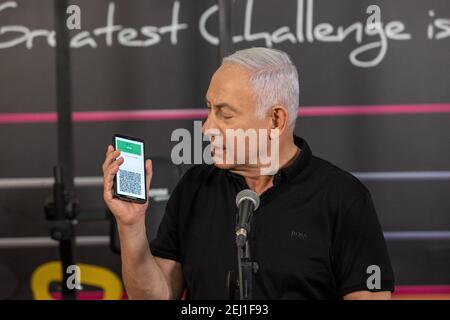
[145,159,153,194]
[104,160,123,190]
[103,168,114,201]
[102,149,121,172]
[105,144,113,157]
[105,157,124,176]
[103,157,123,199]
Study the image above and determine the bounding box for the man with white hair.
[102,47,394,300]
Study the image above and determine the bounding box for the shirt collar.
[225,135,312,184]
[277,135,312,182]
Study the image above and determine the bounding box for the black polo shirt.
[150,136,395,299]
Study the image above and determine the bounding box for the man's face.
[203,64,272,170]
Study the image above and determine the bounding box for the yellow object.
[31,261,123,300]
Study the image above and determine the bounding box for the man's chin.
[212,162,235,170]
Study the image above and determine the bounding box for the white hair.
[222,47,299,129]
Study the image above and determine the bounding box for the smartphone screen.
[113,134,147,203]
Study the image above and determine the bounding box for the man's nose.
[202,114,213,134]
[202,115,221,142]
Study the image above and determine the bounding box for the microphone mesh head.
[235,189,260,210]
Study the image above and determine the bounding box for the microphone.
[235,189,260,248]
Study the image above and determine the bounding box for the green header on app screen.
[116,139,142,156]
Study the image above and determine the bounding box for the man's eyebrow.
[205,98,238,112]
[215,102,238,112]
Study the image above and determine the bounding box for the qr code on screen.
[119,169,141,195]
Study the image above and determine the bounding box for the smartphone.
[112,134,147,204]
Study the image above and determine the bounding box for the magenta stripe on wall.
[393,285,450,295]
[48,285,450,300]
[1,103,450,124]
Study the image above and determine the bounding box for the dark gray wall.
[0,0,449,298]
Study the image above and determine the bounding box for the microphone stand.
[227,190,260,300]
[236,238,258,300]
[233,208,259,300]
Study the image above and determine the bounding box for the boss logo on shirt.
[290,230,308,240]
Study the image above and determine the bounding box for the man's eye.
[220,110,233,118]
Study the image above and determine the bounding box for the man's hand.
[102,144,153,226]
[102,144,185,299]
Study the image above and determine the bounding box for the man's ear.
[269,105,289,139]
